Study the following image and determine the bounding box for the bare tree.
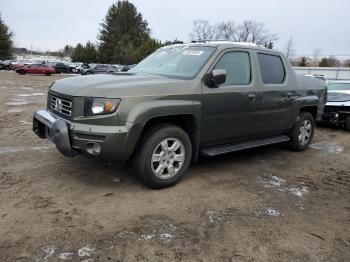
[236,20,277,45]
[215,21,237,40]
[311,48,321,66]
[189,19,215,40]
[328,56,341,67]
[190,19,277,46]
[284,37,296,58]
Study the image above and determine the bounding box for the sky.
[1,0,349,58]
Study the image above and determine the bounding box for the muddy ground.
[0,70,349,262]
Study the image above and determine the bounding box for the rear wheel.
[18,70,26,75]
[45,72,51,76]
[289,112,315,151]
[345,116,350,131]
[132,124,192,189]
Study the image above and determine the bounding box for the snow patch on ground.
[310,141,344,154]
[160,233,174,242]
[139,234,155,241]
[0,145,54,154]
[40,245,56,261]
[8,108,24,113]
[258,173,309,209]
[78,246,95,258]
[17,93,45,97]
[6,101,30,106]
[255,207,284,217]
[57,252,74,260]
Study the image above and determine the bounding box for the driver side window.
[214,52,251,86]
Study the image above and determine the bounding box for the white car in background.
[320,81,350,130]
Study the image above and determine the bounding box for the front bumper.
[33,109,140,160]
[320,106,350,124]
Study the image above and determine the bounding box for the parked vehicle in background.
[2,60,13,70]
[81,64,118,75]
[53,62,70,73]
[75,63,91,74]
[70,63,82,73]
[305,74,327,82]
[10,60,31,70]
[0,60,5,70]
[33,41,326,188]
[67,63,80,73]
[15,64,56,76]
[319,81,350,130]
[29,60,50,65]
[120,64,136,72]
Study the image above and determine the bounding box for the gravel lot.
[0,70,349,261]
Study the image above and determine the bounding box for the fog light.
[86,142,101,156]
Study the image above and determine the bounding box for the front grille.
[50,94,72,117]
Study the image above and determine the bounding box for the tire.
[132,124,192,189]
[289,112,315,151]
[345,116,350,131]
[45,72,51,76]
[18,70,26,75]
[86,71,92,75]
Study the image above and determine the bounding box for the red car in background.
[15,64,56,76]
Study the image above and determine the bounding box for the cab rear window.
[258,53,285,84]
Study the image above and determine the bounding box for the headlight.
[84,97,121,116]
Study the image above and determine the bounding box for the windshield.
[129,46,216,79]
[328,83,350,91]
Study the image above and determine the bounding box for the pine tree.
[71,43,84,62]
[0,14,13,60]
[84,41,97,63]
[98,1,156,64]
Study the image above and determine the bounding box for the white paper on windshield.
[183,50,204,56]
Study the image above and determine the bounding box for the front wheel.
[132,124,192,189]
[289,112,315,151]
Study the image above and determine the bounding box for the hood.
[50,73,192,98]
[327,90,350,102]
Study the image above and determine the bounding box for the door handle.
[248,94,256,101]
[286,92,293,98]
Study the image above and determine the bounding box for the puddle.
[310,141,344,154]
[258,173,309,209]
[17,93,45,97]
[0,145,54,154]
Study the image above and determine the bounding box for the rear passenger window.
[258,54,285,84]
[214,52,251,85]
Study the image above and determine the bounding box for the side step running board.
[200,135,290,157]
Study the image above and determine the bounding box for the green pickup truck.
[33,41,327,188]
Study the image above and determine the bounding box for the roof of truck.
[162,40,270,51]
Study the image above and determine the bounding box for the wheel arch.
[299,106,318,121]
